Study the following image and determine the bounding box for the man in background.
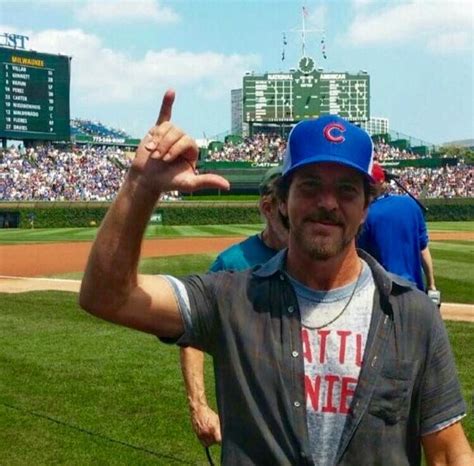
[357,162,436,292]
[180,166,288,446]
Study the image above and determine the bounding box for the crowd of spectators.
[374,141,422,161]
[206,133,286,164]
[204,135,433,164]
[0,146,180,202]
[0,138,471,201]
[388,164,472,198]
[1,145,131,201]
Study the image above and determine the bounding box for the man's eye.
[301,181,320,191]
[339,184,358,195]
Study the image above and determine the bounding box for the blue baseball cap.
[282,115,374,181]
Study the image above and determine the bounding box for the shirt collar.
[253,249,287,278]
[253,247,414,299]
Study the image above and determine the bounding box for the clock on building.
[298,56,315,74]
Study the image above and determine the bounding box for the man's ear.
[259,196,272,220]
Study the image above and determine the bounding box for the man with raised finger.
[80,91,472,465]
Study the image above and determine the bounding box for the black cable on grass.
[205,446,215,466]
[1,401,192,464]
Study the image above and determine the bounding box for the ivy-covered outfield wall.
[0,201,261,228]
[0,198,473,228]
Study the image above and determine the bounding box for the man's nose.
[315,187,338,210]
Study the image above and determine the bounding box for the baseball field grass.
[0,220,472,244]
[0,289,472,465]
[0,224,263,244]
[428,240,473,303]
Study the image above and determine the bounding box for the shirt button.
[292,351,299,358]
[288,305,294,313]
[279,274,285,281]
[293,401,301,408]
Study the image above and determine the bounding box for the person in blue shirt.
[180,166,288,446]
[357,162,436,292]
[209,166,288,272]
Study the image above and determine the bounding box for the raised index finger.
[156,89,176,125]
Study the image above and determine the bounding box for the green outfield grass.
[429,241,474,303]
[0,291,218,465]
[427,221,474,232]
[0,221,471,244]
[0,291,471,464]
[0,224,263,244]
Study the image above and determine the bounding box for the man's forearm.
[180,346,207,410]
[421,246,436,290]
[80,170,161,313]
[181,346,222,446]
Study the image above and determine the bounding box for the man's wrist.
[126,168,163,200]
[188,397,208,412]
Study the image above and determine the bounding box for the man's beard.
[290,209,355,260]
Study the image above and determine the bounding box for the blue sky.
[1,0,472,144]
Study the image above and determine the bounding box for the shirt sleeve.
[415,203,429,250]
[419,309,466,435]
[161,275,194,347]
[163,274,219,354]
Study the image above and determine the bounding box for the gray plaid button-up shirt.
[171,250,465,465]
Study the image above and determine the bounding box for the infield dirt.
[0,232,472,322]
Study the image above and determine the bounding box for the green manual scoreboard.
[0,47,71,141]
[243,57,369,125]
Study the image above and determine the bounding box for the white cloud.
[306,4,327,30]
[75,0,179,24]
[345,0,473,54]
[10,27,259,104]
[352,0,377,7]
[427,31,472,54]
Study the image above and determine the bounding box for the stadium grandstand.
[70,118,141,147]
[195,129,472,197]
[1,118,472,202]
[1,38,471,205]
[70,118,129,140]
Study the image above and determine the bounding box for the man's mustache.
[304,210,344,226]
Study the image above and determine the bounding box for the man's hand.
[79,90,227,335]
[190,403,222,447]
[131,89,230,195]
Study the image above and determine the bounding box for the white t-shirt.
[287,260,375,466]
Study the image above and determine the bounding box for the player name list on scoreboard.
[3,59,55,133]
[0,48,70,141]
